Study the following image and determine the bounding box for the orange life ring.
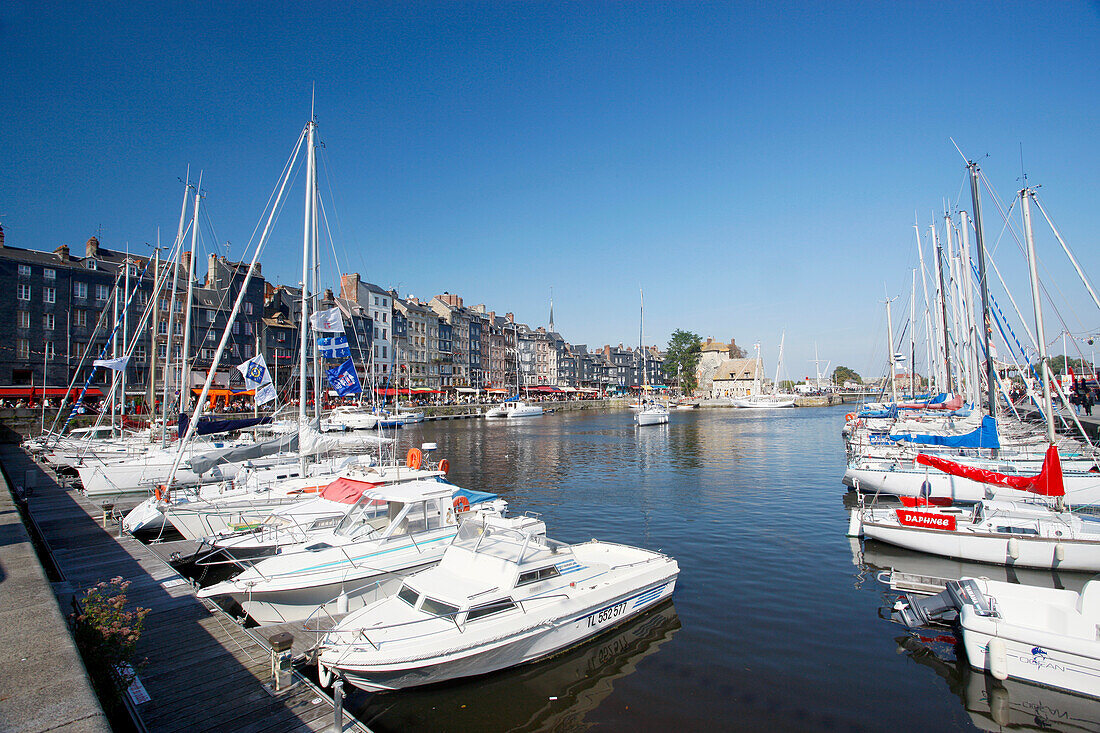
[845,413,856,422]
[453,495,471,513]
[406,447,422,470]
[438,458,450,475]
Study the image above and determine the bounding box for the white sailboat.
[634,289,669,426]
[731,338,797,408]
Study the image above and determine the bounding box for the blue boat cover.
[451,486,499,505]
[891,414,999,449]
[179,412,273,436]
[858,405,898,419]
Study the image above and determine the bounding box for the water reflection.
[896,635,1100,732]
[348,602,681,733]
[852,535,1100,731]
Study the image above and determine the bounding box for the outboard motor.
[891,579,995,628]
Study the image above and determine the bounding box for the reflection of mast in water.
[896,635,1100,732]
[350,602,682,733]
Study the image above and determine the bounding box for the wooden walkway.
[2,446,369,733]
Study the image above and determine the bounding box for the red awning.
[0,387,105,399]
[319,477,385,504]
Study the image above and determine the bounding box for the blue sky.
[3,2,1098,380]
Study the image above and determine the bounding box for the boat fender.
[438,458,449,475]
[987,637,1009,681]
[318,660,334,689]
[1007,538,1020,561]
[845,509,863,538]
[1054,543,1065,563]
[336,592,349,615]
[453,496,470,513]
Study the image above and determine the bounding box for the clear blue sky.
[3,2,1098,380]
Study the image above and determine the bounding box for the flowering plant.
[71,577,150,701]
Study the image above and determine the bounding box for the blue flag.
[318,334,351,359]
[326,358,362,396]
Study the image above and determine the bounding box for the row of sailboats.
[27,110,679,695]
[844,155,1100,700]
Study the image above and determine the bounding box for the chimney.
[340,273,361,303]
[54,243,69,260]
[181,251,192,275]
[506,312,514,323]
[85,236,99,258]
[207,253,218,287]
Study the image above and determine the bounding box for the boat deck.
[1,445,370,733]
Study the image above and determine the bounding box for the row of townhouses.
[0,226,666,400]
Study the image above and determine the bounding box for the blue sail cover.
[452,487,498,505]
[178,412,273,436]
[891,414,999,449]
[858,404,898,419]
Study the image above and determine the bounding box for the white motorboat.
[327,405,380,431]
[484,400,543,418]
[154,460,444,541]
[731,394,798,408]
[198,480,520,625]
[634,402,670,426]
[898,577,1100,699]
[316,516,678,692]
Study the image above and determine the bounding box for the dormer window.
[85,259,97,270]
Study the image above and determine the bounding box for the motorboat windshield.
[452,519,568,563]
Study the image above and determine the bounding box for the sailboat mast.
[161,176,190,444]
[885,294,897,403]
[958,211,981,407]
[915,223,939,392]
[773,332,785,393]
[931,224,953,392]
[910,270,916,398]
[968,161,998,422]
[179,174,202,414]
[299,119,315,443]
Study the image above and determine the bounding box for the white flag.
[237,355,277,406]
[254,382,277,406]
[93,356,131,371]
[309,307,345,333]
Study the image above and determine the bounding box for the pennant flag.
[326,358,362,396]
[318,334,351,359]
[93,356,131,371]
[309,307,346,333]
[237,355,277,406]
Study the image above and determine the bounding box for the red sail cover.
[915,444,1065,497]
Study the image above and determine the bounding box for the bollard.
[268,632,294,690]
[332,678,345,732]
[101,501,114,529]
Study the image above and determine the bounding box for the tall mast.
[311,134,321,422]
[147,245,159,425]
[958,210,981,407]
[179,173,202,414]
[162,175,190,444]
[931,224,953,392]
[773,332,786,395]
[299,117,316,457]
[915,222,939,391]
[1022,187,1060,510]
[910,270,917,398]
[968,161,998,423]
[885,293,898,403]
[122,244,129,417]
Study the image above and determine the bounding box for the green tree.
[832,366,862,386]
[663,330,703,394]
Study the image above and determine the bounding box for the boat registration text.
[895,509,956,531]
[587,600,628,628]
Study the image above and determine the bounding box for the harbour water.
[328,404,1097,732]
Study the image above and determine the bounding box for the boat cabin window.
[305,543,332,552]
[996,525,1039,536]
[516,565,561,587]
[397,585,419,608]
[420,596,460,619]
[466,599,516,622]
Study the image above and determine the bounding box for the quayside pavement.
[0,445,370,733]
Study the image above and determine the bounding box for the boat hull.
[859,514,1100,572]
[335,577,677,692]
[635,411,669,426]
[844,466,1100,505]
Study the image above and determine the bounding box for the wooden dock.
[1,445,370,733]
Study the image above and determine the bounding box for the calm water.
[336,404,1096,732]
